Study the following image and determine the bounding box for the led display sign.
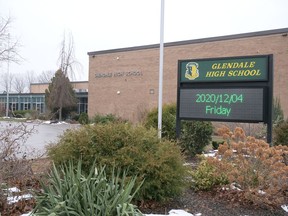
[179,88,265,122]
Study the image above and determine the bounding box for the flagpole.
[158,0,165,139]
[5,33,10,118]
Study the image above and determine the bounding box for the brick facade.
[30,81,88,93]
[88,29,288,123]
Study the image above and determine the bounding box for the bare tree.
[13,73,26,93]
[58,32,81,81]
[42,33,81,121]
[0,16,21,66]
[37,70,55,83]
[26,70,36,92]
[1,71,14,93]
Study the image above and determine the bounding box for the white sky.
[1,0,288,82]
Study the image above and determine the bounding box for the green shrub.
[181,121,213,156]
[274,120,288,146]
[212,141,219,150]
[12,110,33,118]
[144,104,213,155]
[191,158,228,191]
[272,97,284,125]
[212,140,224,150]
[91,113,125,124]
[33,160,143,216]
[78,112,89,125]
[47,123,189,201]
[144,104,177,140]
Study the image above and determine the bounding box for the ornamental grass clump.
[193,126,288,208]
[33,160,143,216]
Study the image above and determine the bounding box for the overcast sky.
[1,0,288,82]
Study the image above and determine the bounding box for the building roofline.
[87,28,288,56]
[30,81,88,85]
[0,93,45,96]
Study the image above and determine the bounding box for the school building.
[0,81,88,116]
[1,28,287,123]
[87,28,288,123]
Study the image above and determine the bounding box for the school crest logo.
[185,62,199,80]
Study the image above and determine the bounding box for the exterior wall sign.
[176,55,273,143]
[95,71,143,78]
[179,56,269,82]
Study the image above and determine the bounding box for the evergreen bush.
[144,104,213,155]
[12,110,33,119]
[274,120,288,146]
[191,157,229,191]
[272,97,284,125]
[212,140,224,150]
[181,121,213,156]
[78,112,89,125]
[47,123,189,201]
[144,104,177,140]
[91,113,125,124]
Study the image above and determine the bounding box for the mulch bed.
[138,156,287,216]
[139,188,287,216]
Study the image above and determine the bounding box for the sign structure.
[179,56,269,83]
[176,55,273,143]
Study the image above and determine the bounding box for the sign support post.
[158,0,165,139]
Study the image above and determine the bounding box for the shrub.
[191,157,229,191]
[33,160,143,216]
[91,113,125,124]
[47,123,189,201]
[0,122,40,215]
[274,120,288,146]
[204,126,288,208]
[180,121,213,156]
[144,104,177,140]
[0,122,36,182]
[78,112,89,125]
[272,97,284,125]
[12,110,34,119]
[212,140,224,150]
[144,104,213,155]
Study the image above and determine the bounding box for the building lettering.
[205,71,226,77]
[95,71,143,78]
[211,61,256,69]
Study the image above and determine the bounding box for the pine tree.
[45,69,77,121]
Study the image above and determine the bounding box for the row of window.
[0,94,88,114]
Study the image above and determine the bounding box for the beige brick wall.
[88,31,288,122]
[30,82,88,93]
[30,83,49,94]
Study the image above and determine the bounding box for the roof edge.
[87,28,288,56]
[30,81,89,85]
